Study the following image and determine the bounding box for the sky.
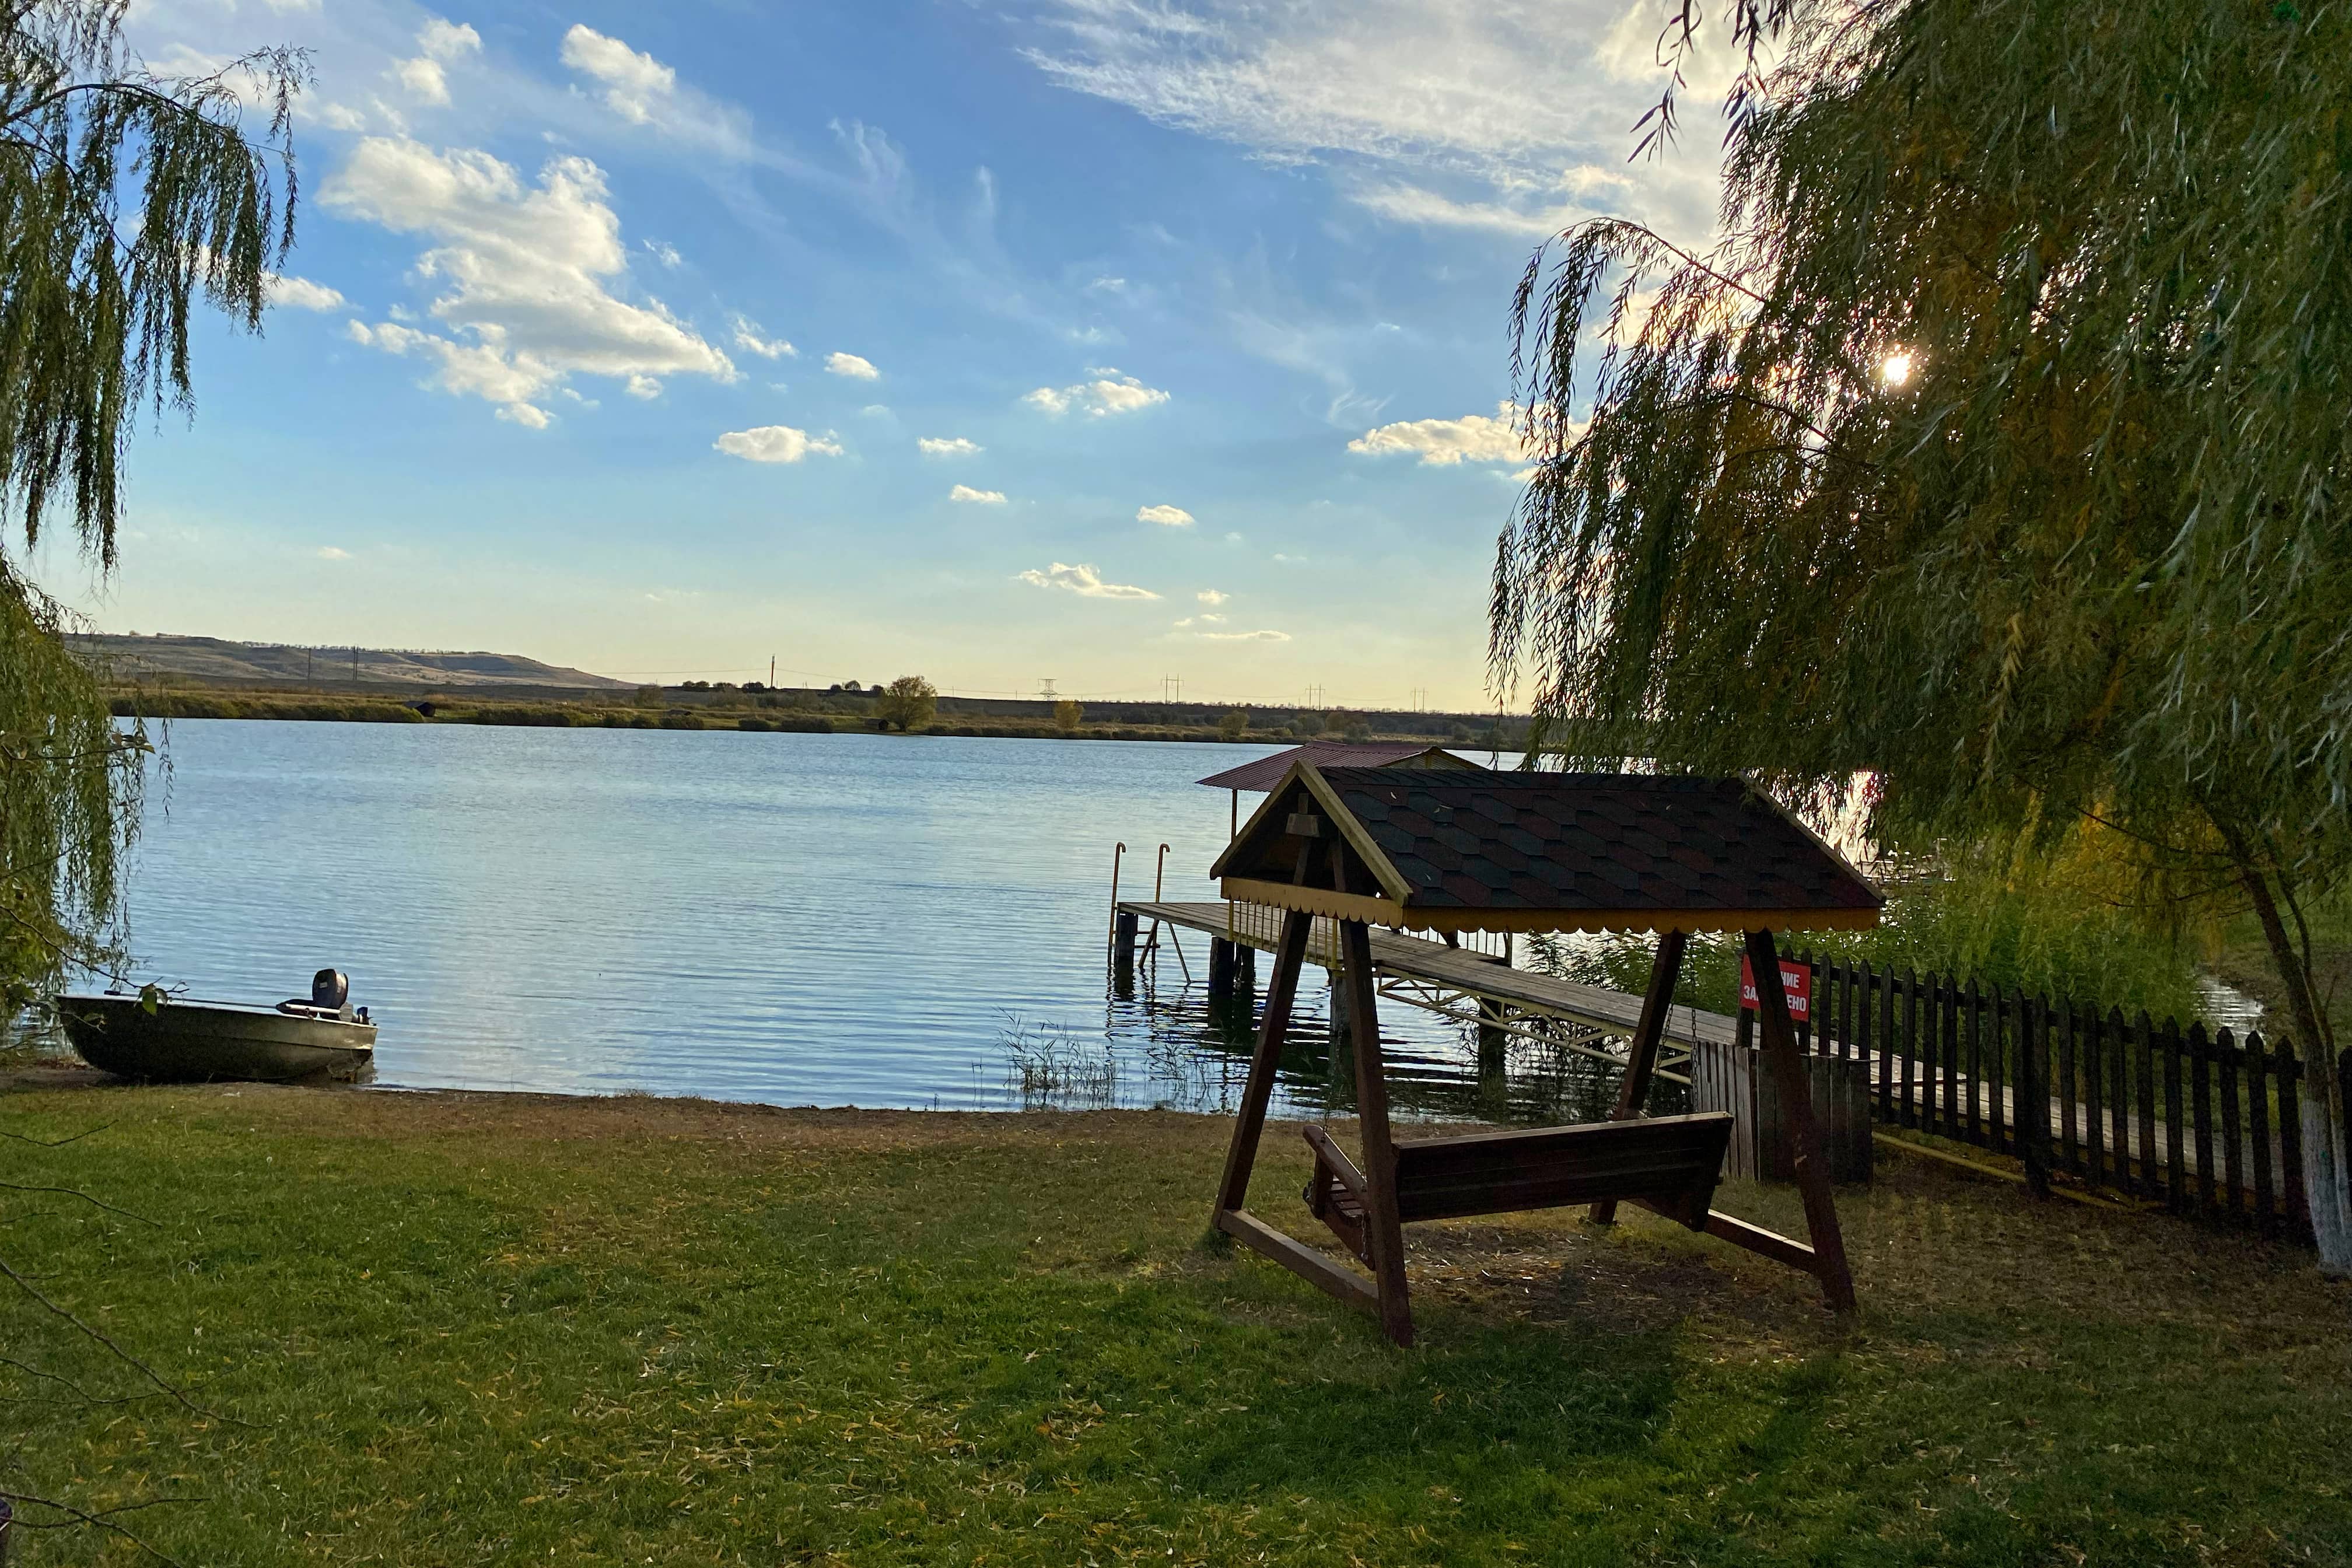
[30,0,1739,710]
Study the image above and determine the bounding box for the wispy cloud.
[1197,589,1230,606]
[1199,628,1290,642]
[919,436,982,457]
[1020,1,1734,242]
[316,545,352,561]
[1023,368,1170,417]
[731,315,796,358]
[714,425,844,463]
[1016,561,1158,600]
[950,484,1007,505]
[826,351,881,380]
[1137,503,1194,527]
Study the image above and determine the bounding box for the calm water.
[97,721,1618,1122]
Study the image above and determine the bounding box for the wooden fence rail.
[1790,954,2352,1240]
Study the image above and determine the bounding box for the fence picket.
[1902,969,1920,1130]
[1964,980,1984,1146]
[2217,1027,2244,1219]
[2280,1043,2307,1237]
[2059,1002,2080,1177]
[2163,1017,2187,1212]
[2248,1030,2276,1231]
[2018,995,2049,1195]
[2134,1010,2159,1199]
[2084,1007,2106,1190]
[1989,985,2010,1156]
[1940,977,1961,1140]
[2189,1023,2216,1213]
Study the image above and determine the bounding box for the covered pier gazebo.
[1206,762,1883,1346]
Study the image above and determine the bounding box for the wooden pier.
[1117,900,1734,1084]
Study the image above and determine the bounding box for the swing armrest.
[1302,1124,1368,1200]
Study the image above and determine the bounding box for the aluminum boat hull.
[55,993,376,1083]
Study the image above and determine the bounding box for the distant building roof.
[1196,742,1484,794]
[1209,764,1882,935]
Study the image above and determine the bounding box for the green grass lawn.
[4,1082,2347,1566]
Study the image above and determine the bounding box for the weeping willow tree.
[0,1,300,1016]
[1493,0,2352,1269]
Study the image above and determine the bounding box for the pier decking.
[1120,900,1733,1083]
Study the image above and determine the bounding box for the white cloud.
[417,18,481,60]
[1023,368,1170,417]
[560,24,676,126]
[1199,628,1291,642]
[326,139,735,426]
[1137,503,1194,527]
[1016,561,1158,600]
[394,55,449,105]
[1348,400,1532,466]
[731,315,795,359]
[625,373,662,400]
[918,436,981,457]
[316,545,351,560]
[644,239,684,269]
[267,272,345,311]
[825,351,880,380]
[1197,589,1230,606]
[950,484,1007,505]
[714,425,843,464]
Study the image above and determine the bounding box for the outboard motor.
[312,970,349,1009]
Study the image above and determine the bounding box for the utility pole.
[769,655,776,688]
[352,646,359,685]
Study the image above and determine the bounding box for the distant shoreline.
[106,688,1521,750]
[104,681,1528,750]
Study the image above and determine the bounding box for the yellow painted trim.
[1220,877,1401,927]
[1217,880,1881,935]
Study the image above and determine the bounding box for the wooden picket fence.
[1788,954,2352,1239]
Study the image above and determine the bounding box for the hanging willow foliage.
[1493,0,2352,1262]
[0,1,300,1008]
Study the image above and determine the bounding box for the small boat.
[54,970,377,1083]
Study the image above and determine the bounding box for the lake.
[100,721,1621,1122]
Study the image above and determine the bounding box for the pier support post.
[1477,998,1510,1073]
[1329,965,1354,1052]
[1209,938,1236,1007]
[1113,910,1139,993]
[1234,944,1256,998]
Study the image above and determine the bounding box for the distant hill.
[72,634,631,690]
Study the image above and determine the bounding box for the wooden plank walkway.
[1121,900,1737,1052]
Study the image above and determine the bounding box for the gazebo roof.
[1195,741,1483,794]
[1209,764,1882,935]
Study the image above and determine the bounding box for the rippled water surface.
[106,722,1618,1122]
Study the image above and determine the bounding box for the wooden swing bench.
[1205,764,1884,1346]
[1300,1114,1734,1267]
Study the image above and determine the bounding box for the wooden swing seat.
[1301,1114,1734,1266]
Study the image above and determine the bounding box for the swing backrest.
[1390,1112,1734,1230]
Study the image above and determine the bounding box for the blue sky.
[34,0,1735,709]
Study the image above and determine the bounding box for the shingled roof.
[1195,741,1484,794]
[1209,764,1882,935]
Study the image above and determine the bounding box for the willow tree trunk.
[2231,846,2352,1275]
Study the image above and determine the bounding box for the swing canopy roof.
[1209,764,1883,935]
